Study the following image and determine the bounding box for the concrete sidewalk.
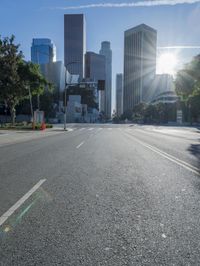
[0,128,65,147]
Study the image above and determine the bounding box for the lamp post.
[64,61,79,130]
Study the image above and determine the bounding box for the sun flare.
[157,53,178,75]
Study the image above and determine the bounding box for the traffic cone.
[41,122,46,130]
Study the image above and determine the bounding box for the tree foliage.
[175,55,200,98]
[175,54,200,122]
[0,35,51,123]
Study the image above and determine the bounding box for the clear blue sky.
[1,0,200,110]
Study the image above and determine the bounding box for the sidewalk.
[0,128,65,147]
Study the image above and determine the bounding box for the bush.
[0,122,53,130]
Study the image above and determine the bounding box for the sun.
[157,53,178,75]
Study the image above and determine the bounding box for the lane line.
[0,179,46,227]
[76,141,85,149]
[124,132,200,176]
[88,128,94,131]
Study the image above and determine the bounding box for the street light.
[64,61,79,130]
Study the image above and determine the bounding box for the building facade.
[150,74,175,102]
[40,61,67,113]
[99,41,112,119]
[85,52,106,112]
[31,38,56,64]
[85,52,105,81]
[123,24,157,113]
[64,14,86,80]
[116,74,123,117]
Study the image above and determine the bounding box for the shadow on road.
[188,142,200,171]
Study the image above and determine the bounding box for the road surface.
[0,124,200,265]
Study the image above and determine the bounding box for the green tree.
[0,35,23,123]
[175,69,195,99]
[175,54,200,123]
[0,35,51,124]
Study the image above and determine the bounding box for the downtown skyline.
[1,0,200,110]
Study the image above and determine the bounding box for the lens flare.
[157,52,178,75]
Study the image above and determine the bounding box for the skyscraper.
[85,52,105,81]
[31,38,56,64]
[123,24,157,113]
[99,41,112,119]
[64,14,86,80]
[85,52,106,112]
[116,74,123,117]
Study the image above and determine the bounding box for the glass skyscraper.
[85,52,105,82]
[99,41,112,119]
[116,74,123,117]
[85,52,106,112]
[64,14,86,80]
[31,38,56,65]
[123,24,157,112]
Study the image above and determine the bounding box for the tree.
[18,61,52,120]
[175,69,195,99]
[175,54,200,123]
[132,103,147,122]
[121,109,133,121]
[0,35,51,124]
[0,35,23,123]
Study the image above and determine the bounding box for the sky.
[1,0,200,110]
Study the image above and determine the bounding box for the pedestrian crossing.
[66,127,135,132]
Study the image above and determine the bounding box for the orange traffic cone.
[41,122,46,130]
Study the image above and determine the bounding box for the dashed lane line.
[76,141,85,149]
[0,179,46,227]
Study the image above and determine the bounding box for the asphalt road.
[1,124,200,265]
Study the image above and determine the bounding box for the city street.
[1,124,200,265]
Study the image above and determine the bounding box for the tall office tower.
[85,52,106,112]
[123,24,157,113]
[85,52,105,81]
[116,74,123,117]
[99,41,112,118]
[31,38,56,64]
[64,14,86,80]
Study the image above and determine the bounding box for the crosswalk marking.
[88,128,94,131]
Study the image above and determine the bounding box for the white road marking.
[79,128,85,131]
[126,133,200,176]
[0,179,46,227]
[108,128,112,130]
[88,128,94,131]
[76,141,84,149]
